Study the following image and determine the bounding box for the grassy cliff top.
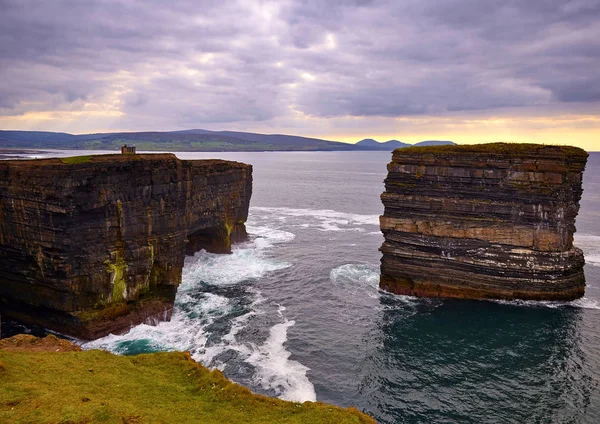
[0,153,250,169]
[0,153,177,167]
[58,153,177,165]
[394,142,588,158]
[0,335,375,424]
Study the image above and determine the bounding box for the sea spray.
[575,234,600,267]
[251,206,380,233]
[245,306,317,402]
[82,224,317,399]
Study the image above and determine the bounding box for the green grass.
[395,142,588,158]
[0,349,375,424]
[59,155,94,164]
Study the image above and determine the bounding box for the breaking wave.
[330,263,380,299]
[252,206,379,232]
[82,223,316,402]
[575,234,600,267]
[492,297,600,310]
[245,306,316,402]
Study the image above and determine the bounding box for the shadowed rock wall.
[379,143,588,301]
[0,154,252,339]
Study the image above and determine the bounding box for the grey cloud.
[0,0,598,128]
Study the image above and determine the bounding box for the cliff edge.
[379,143,588,300]
[0,335,375,424]
[0,154,252,339]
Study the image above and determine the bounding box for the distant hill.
[356,139,411,150]
[355,138,381,147]
[355,138,454,150]
[0,130,359,152]
[413,140,455,147]
[0,129,455,152]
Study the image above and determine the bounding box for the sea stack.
[379,143,588,301]
[0,154,252,339]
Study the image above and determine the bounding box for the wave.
[330,263,379,290]
[82,290,237,355]
[245,306,316,402]
[574,234,600,267]
[492,297,600,310]
[182,249,290,287]
[180,226,293,287]
[245,225,296,249]
[329,264,433,311]
[83,222,316,403]
[251,206,380,232]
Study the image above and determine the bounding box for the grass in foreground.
[0,335,375,424]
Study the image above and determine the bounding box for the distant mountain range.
[0,129,455,152]
[355,138,455,150]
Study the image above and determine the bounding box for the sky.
[0,0,599,149]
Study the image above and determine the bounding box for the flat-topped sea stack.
[0,154,252,339]
[379,143,588,301]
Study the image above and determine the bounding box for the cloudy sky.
[1,0,599,149]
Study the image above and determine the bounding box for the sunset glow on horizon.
[1,1,598,151]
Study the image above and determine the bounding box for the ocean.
[4,150,600,423]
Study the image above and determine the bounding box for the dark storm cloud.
[284,0,600,117]
[0,0,598,127]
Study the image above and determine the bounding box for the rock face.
[379,143,588,301]
[0,154,252,339]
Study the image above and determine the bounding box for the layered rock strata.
[0,154,252,339]
[379,143,588,301]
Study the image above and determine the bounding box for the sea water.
[5,150,600,423]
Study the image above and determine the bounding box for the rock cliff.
[379,143,588,301]
[0,154,252,339]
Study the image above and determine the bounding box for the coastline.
[0,335,376,423]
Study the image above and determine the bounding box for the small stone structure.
[121,144,136,154]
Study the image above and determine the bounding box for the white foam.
[178,224,293,287]
[251,206,379,232]
[381,293,431,309]
[329,264,381,303]
[329,263,427,309]
[246,225,296,249]
[194,308,258,368]
[492,299,560,309]
[331,264,380,287]
[85,223,294,352]
[245,306,316,402]
[574,234,600,267]
[586,254,600,267]
[182,248,290,287]
[569,297,600,310]
[82,220,316,403]
[83,291,234,354]
[492,297,600,310]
